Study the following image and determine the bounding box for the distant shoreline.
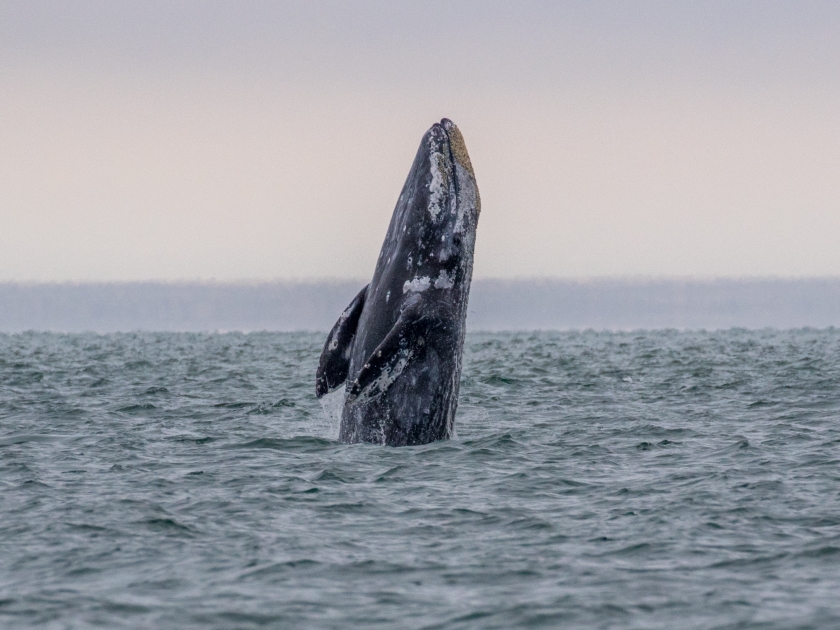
[2,278,840,332]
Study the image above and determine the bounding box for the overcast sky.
[1,1,838,281]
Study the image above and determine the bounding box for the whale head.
[386,118,481,301]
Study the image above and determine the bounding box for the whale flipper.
[346,299,435,405]
[316,284,369,398]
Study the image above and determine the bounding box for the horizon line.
[5,275,840,287]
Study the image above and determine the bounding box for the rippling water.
[2,330,840,629]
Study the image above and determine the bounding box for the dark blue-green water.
[2,330,840,629]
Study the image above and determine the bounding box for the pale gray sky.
[1,1,839,281]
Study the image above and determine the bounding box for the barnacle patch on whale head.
[445,123,475,180]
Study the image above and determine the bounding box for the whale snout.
[427,119,457,148]
[425,122,449,153]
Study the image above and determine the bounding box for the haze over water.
[3,330,840,629]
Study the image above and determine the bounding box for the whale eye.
[453,234,462,247]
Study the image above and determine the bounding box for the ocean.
[2,330,840,629]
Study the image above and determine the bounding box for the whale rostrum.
[316,118,480,446]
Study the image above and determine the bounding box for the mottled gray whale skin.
[315,118,480,446]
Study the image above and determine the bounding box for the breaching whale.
[315,118,480,446]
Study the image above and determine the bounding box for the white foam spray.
[317,388,346,440]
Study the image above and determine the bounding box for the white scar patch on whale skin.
[352,351,413,405]
[427,144,447,220]
[403,276,431,293]
[453,162,478,235]
[434,270,455,289]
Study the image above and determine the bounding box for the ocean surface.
[2,330,840,629]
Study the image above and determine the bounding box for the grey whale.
[315,118,480,446]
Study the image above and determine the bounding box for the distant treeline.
[1,279,839,332]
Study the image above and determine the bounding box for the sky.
[1,1,839,281]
